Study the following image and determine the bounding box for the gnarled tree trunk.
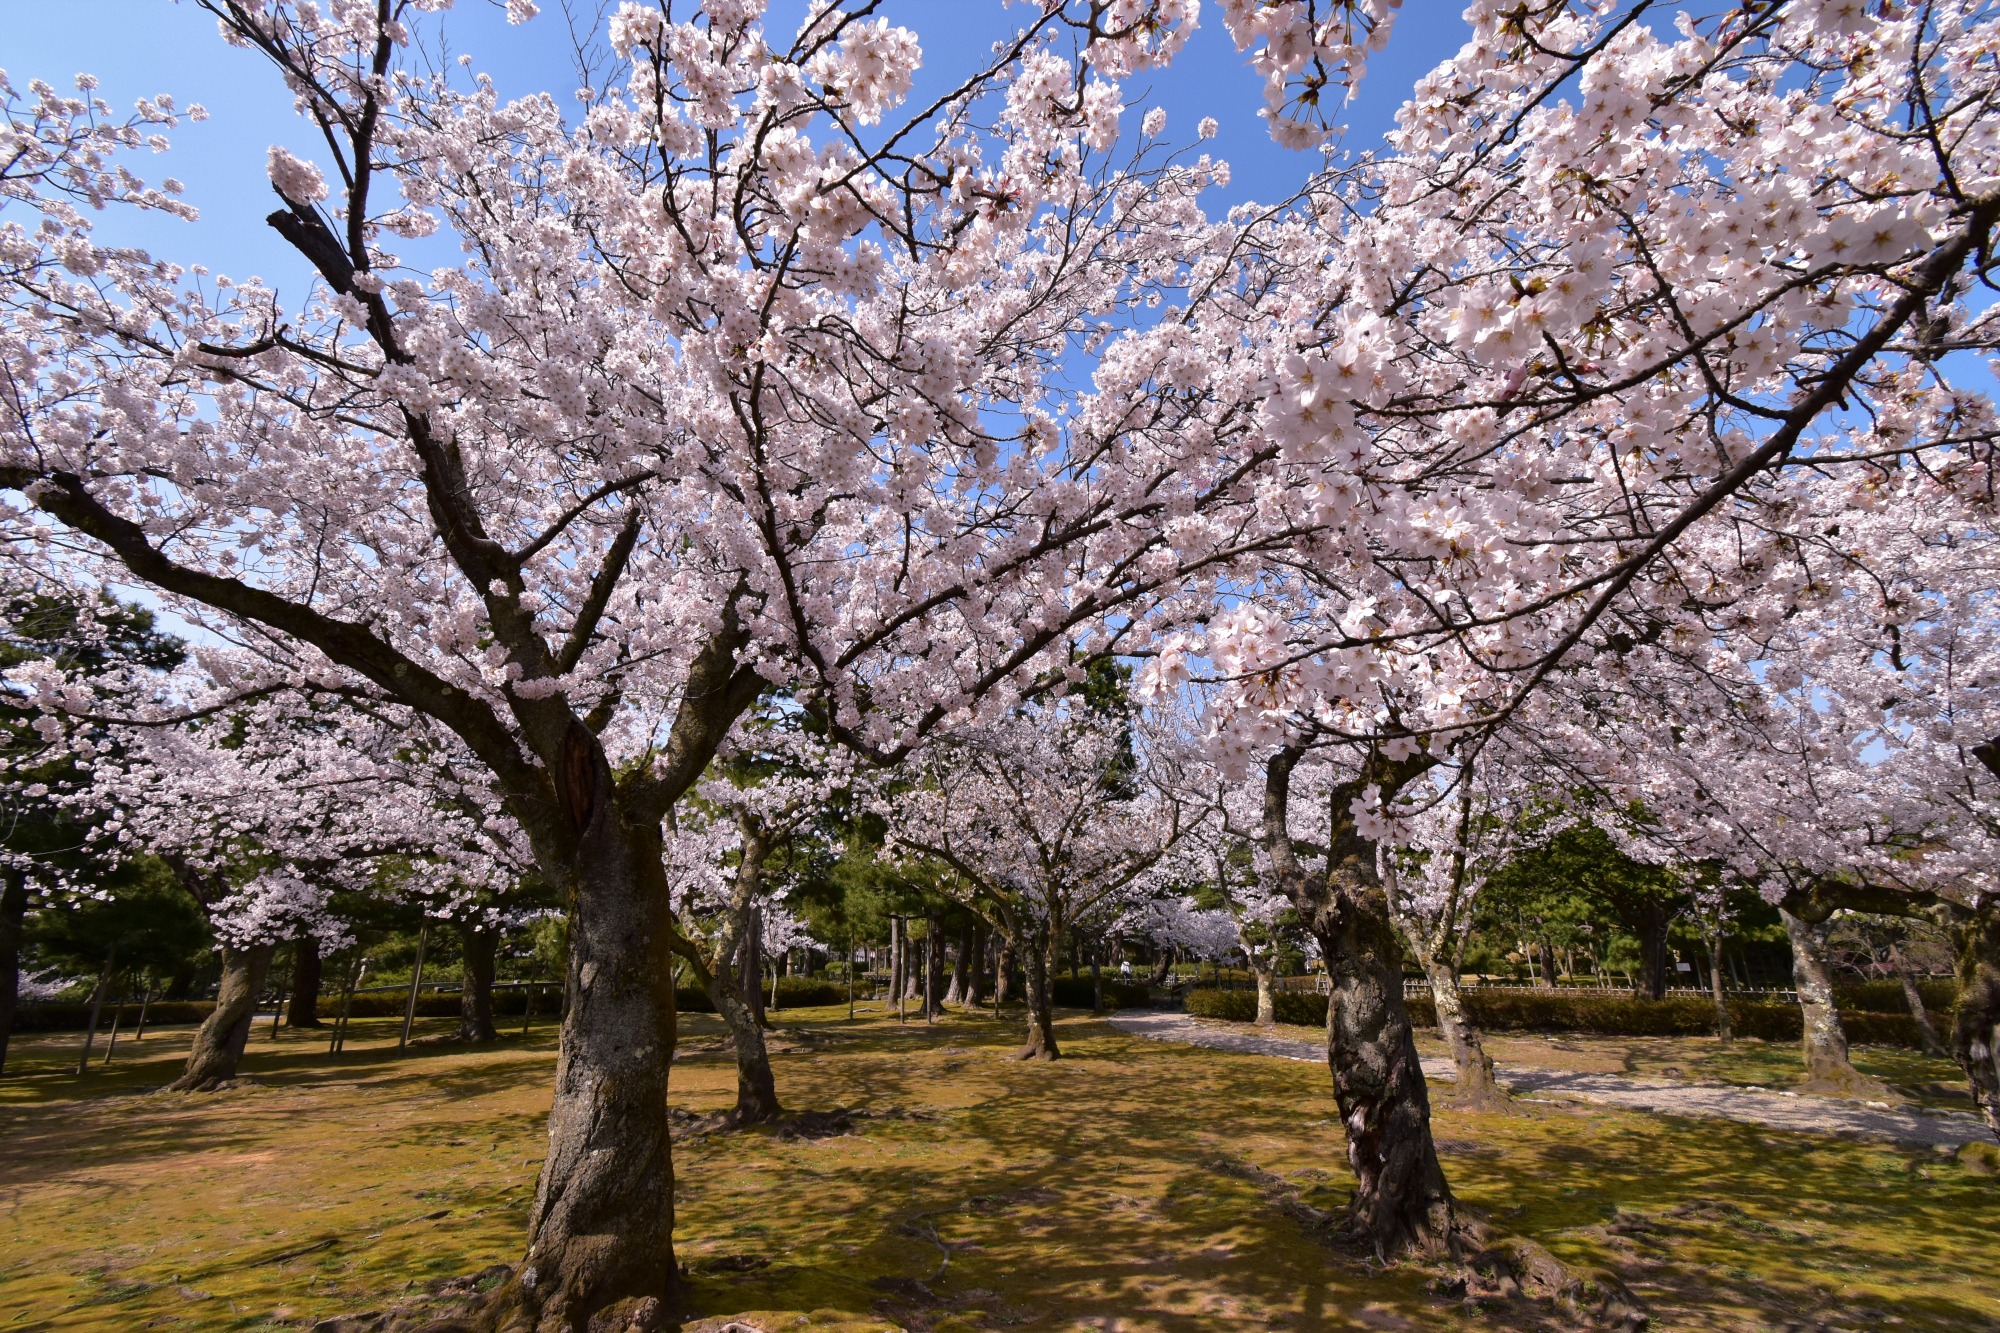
[1015,927,1058,1060]
[1951,909,2000,1141]
[924,912,946,1016]
[1426,957,1505,1109]
[170,942,274,1092]
[699,814,781,1126]
[1636,903,1672,1000]
[994,933,1016,1007]
[0,869,25,1075]
[506,820,681,1332]
[1253,962,1276,1026]
[287,933,323,1028]
[1264,745,1459,1260]
[456,923,500,1043]
[961,927,984,1009]
[1781,909,1891,1099]
[1887,940,1947,1058]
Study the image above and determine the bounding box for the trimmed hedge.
[1185,985,1947,1051]
[1185,987,1326,1026]
[1049,976,1151,1010]
[8,1000,215,1033]
[1834,979,1958,1014]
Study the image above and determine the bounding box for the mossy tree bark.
[1425,958,1505,1108]
[1015,923,1059,1060]
[287,934,323,1028]
[1263,743,1461,1260]
[170,943,274,1092]
[684,811,781,1127]
[1780,909,1891,1099]
[457,924,500,1043]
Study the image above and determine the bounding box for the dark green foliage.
[1184,984,1955,1050]
[25,857,208,978]
[1185,987,1326,1026]
[1833,979,1958,1015]
[1048,976,1150,1010]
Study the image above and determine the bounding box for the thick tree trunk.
[1637,906,1671,1000]
[1889,941,1948,1058]
[1781,909,1891,1099]
[1535,940,1558,989]
[169,943,274,1092]
[1426,957,1505,1109]
[0,869,25,1076]
[945,925,968,1005]
[1709,932,1733,1044]
[506,824,680,1333]
[1150,948,1173,988]
[1015,930,1058,1060]
[287,934,324,1028]
[1950,910,2000,1141]
[1253,964,1276,1026]
[962,927,984,1009]
[925,912,946,1016]
[457,924,500,1043]
[1264,747,1458,1261]
[995,934,1016,1007]
[1317,911,1455,1256]
[704,815,782,1126]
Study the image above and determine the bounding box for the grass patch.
[0,1004,1995,1330]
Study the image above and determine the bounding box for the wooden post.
[923,926,934,1025]
[521,979,536,1038]
[847,937,855,1020]
[330,957,364,1055]
[75,953,113,1076]
[399,923,430,1050]
[897,917,907,1025]
[101,979,132,1066]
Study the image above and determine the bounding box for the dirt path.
[1105,1010,1995,1151]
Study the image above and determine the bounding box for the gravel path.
[1105,1010,1994,1151]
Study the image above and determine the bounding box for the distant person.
[1119,959,1133,980]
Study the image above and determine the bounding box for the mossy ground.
[1,1004,1994,1331]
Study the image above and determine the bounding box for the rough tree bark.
[1253,961,1276,1026]
[1263,744,1459,1259]
[1780,909,1891,1099]
[1636,905,1672,1000]
[925,912,946,1017]
[169,943,274,1092]
[995,933,1015,1007]
[0,869,25,1075]
[1709,932,1733,1045]
[505,817,683,1332]
[287,933,323,1028]
[1886,940,1948,1058]
[1536,940,1558,989]
[1950,908,2000,1140]
[697,813,781,1127]
[1425,958,1506,1109]
[962,927,984,1009]
[456,924,500,1043]
[1014,926,1059,1060]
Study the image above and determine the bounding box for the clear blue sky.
[4,0,1480,289]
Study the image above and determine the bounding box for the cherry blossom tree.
[883,702,1202,1059]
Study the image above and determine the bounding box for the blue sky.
[6,0,1481,287]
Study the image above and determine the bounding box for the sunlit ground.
[1,1005,1995,1331]
[1221,1016,1977,1110]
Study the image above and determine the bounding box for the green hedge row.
[1049,976,1152,1010]
[1833,979,1958,1014]
[1185,986,1945,1050]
